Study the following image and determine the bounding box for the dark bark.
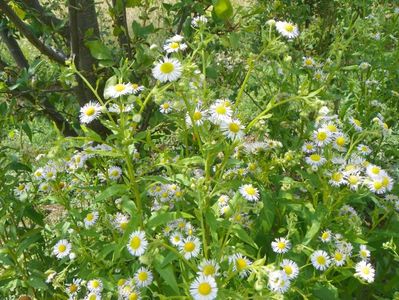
[0,24,29,69]
[0,0,67,65]
[68,0,110,136]
[112,0,132,58]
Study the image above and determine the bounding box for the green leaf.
[85,40,113,61]
[233,225,258,249]
[313,283,339,300]
[22,123,32,142]
[132,21,154,38]
[126,0,141,7]
[213,0,233,20]
[24,205,44,226]
[153,261,179,294]
[95,184,129,202]
[303,219,321,246]
[7,161,31,172]
[27,276,48,290]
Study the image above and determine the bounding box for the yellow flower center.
[128,293,139,300]
[86,213,94,221]
[316,256,326,265]
[198,282,211,295]
[321,232,330,240]
[305,59,313,65]
[184,242,195,252]
[58,244,66,253]
[18,184,25,191]
[215,105,226,115]
[244,186,256,196]
[132,83,139,89]
[120,222,128,230]
[306,144,313,150]
[85,107,95,116]
[284,23,294,32]
[334,252,343,261]
[236,258,247,270]
[115,84,126,92]
[35,171,42,177]
[317,131,327,141]
[283,265,293,275]
[353,119,361,126]
[373,181,383,190]
[371,166,380,175]
[229,122,240,133]
[361,146,368,152]
[91,280,100,288]
[193,111,202,121]
[336,136,346,146]
[277,241,286,250]
[89,295,97,300]
[327,124,337,132]
[137,271,148,282]
[117,279,126,286]
[69,284,78,293]
[110,170,120,177]
[162,103,170,109]
[348,175,359,185]
[332,172,343,182]
[310,154,321,162]
[160,62,174,74]
[382,176,389,187]
[170,42,179,49]
[130,236,141,250]
[203,265,215,276]
[362,267,370,275]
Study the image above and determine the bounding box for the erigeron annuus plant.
[3,3,399,300]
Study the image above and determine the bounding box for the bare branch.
[0,0,67,65]
[0,23,29,69]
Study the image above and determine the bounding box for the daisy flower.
[170,231,183,246]
[186,106,207,126]
[239,184,260,202]
[104,83,133,98]
[209,99,233,124]
[349,117,363,131]
[381,174,394,192]
[164,40,187,53]
[198,259,220,277]
[271,237,291,254]
[320,230,332,243]
[53,239,72,259]
[323,122,339,134]
[127,230,148,257]
[333,134,348,151]
[346,174,362,190]
[357,144,371,155]
[220,118,245,140]
[108,103,134,113]
[80,101,102,124]
[314,70,326,81]
[366,165,383,178]
[87,279,103,293]
[275,21,299,39]
[166,34,184,43]
[311,250,331,271]
[66,278,81,296]
[303,56,315,68]
[355,261,375,283]
[280,259,299,279]
[43,166,57,181]
[39,182,51,193]
[84,211,99,228]
[179,236,201,259]
[160,101,172,114]
[228,253,252,278]
[134,267,153,287]
[359,245,370,260]
[33,167,44,180]
[108,166,122,181]
[113,213,130,232]
[366,178,386,194]
[131,83,144,94]
[313,128,331,147]
[329,171,345,187]
[190,275,218,300]
[302,141,316,153]
[152,58,182,82]
[268,270,290,294]
[332,250,346,266]
[305,153,326,167]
